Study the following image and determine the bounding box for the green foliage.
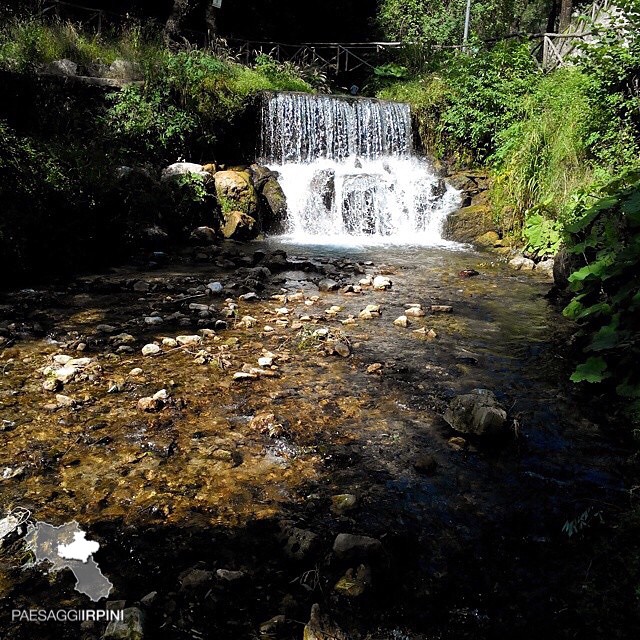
[490,68,596,233]
[105,49,312,161]
[378,41,537,164]
[522,212,562,257]
[378,0,552,46]
[562,174,640,419]
[374,63,409,79]
[0,16,162,71]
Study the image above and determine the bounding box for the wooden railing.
[37,0,621,74]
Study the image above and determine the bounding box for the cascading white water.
[260,92,460,246]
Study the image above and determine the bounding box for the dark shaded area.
[13,0,379,43]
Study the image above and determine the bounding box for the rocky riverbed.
[0,240,636,639]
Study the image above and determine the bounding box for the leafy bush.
[105,50,313,161]
[490,68,596,233]
[378,41,537,164]
[562,173,640,420]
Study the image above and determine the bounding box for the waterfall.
[260,92,460,245]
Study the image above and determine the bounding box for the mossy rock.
[214,170,259,217]
[475,231,501,247]
[261,177,287,234]
[443,204,497,244]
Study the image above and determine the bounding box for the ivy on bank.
[562,174,640,418]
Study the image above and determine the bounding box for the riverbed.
[0,240,634,639]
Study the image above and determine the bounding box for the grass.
[0,17,163,72]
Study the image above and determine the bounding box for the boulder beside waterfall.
[127,162,290,243]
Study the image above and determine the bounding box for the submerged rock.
[333,533,383,561]
[279,524,319,561]
[443,389,509,437]
[334,564,372,597]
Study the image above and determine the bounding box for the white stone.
[142,343,161,356]
[176,335,202,347]
[373,276,392,290]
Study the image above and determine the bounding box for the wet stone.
[444,389,509,438]
[333,533,383,562]
[279,524,319,561]
[414,454,438,475]
[334,564,372,597]
[331,494,358,514]
[179,567,214,590]
[318,278,339,292]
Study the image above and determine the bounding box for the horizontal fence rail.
[37,0,619,73]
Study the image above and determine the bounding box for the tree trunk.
[558,0,573,31]
[165,0,197,41]
[205,2,218,44]
[546,0,560,33]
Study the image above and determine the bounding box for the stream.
[0,239,632,639]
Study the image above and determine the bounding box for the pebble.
[233,372,258,381]
[448,436,467,451]
[133,280,150,292]
[96,324,117,333]
[207,281,224,294]
[239,292,258,302]
[137,396,163,412]
[129,368,143,376]
[176,335,202,347]
[359,304,381,319]
[331,494,358,514]
[55,394,76,408]
[258,356,274,367]
[373,275,392,290]
[142,343,161,356]
[430,305,453,313]
[162,337,178,348]
[413,327,437,339]
[333,533,383,561]
[239,316,257,328]
[144,316,163,326]
[405,306,426,317]
[394,315,409,328]
[334,564,372,597]
[366,363,383,374]
[43,378,63,392]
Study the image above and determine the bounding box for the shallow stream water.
[0,240,632,639]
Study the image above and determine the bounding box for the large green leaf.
[570,357,610,383]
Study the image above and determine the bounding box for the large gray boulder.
[443,389,509,437]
